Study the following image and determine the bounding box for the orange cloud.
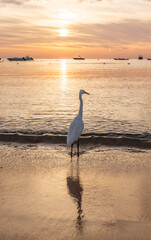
[0,0,151,58]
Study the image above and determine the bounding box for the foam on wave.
[0,132,150,149]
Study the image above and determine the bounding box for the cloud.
[0,16,151,49]
[140,0,151,3]
[0,0,30,5]
[0,0,104,5]
[69,19,151,45]
[79,0,102,2]
[0,18,151,58]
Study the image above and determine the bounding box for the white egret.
[67,89,90,157]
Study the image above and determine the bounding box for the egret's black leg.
[77,139,80,157]
[71,144,73,158]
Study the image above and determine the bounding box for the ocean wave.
[0,131,150,149]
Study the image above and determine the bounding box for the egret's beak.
[85,91,90,95]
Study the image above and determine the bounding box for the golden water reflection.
[60,59,67,90]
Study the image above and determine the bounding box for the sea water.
[0,59,151,143]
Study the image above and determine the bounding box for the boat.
[147,58,151,60]
[7,56,34,61]
[138,55,143,60]
[22,56,33,61]
[73,56,85,60]
[7,57,25,61]
[114,58,129,60]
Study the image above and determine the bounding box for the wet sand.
[0,143,151,240]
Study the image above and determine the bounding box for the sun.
[59,29,69,37]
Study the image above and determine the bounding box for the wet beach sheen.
[0,143,151,240]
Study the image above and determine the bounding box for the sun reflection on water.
[61,59,67,90]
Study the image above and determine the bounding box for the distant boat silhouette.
[23,56,33,61]
[114,58,129,60]
[7,56,33,61]
[138,55,143,60]
[73,56,85,60]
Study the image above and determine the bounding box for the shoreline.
[0,133,151,150]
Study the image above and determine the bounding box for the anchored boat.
[7,56,34,61]
[73,56,85,60]
[138,55,143,60]
[114,58,129,60]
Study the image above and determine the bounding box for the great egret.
[67,89,90,157]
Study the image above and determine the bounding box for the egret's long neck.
[78,94,83,118]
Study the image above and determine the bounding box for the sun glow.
[59,28,69,37]
[59,11,77,20]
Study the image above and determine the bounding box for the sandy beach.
[0,143,151,240]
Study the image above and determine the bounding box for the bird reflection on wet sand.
[66,157,84,230]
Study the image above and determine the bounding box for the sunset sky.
[0,0,151,58]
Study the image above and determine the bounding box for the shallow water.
[0,143,151,240]
[0,59,151,143]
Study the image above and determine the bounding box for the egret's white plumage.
[67,89,89,156]
[67,115,84,146]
